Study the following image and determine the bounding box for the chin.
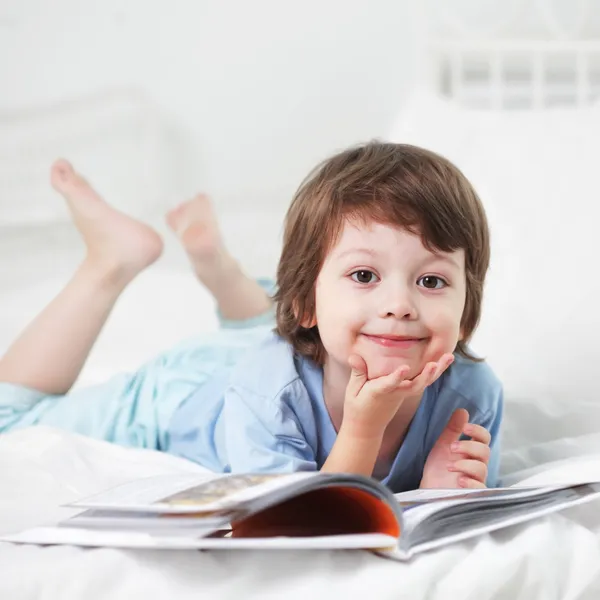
[363,355,423,380]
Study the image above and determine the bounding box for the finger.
[451,440,491,464]
[370,364,411,395]
[457,477,487,490]
[398,353,454,392]
[463,423,492,445]
[398,361,438,390]
[434,408,470,446]
[347,354,368,397]
[450,459,488,483]
[429,353,455,381]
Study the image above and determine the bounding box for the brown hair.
[274,141,490,364]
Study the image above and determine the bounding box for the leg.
[166,194,272,321]
[0,160,163,395]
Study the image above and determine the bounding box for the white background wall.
[430,0,600,38]
[2,0,598,213]
[0,0,423,212]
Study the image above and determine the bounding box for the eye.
[417,275,447,290]
[351,270,379,284]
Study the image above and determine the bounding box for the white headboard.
[429,40,600,109]
[424,0,600,109]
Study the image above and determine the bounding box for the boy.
[0,142,502,492]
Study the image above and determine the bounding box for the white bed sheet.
[2,227,600,599]
[1,428,600,600]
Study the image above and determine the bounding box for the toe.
[50,159,98,201]
[190,193,212,212]
[165,205,185,230]
[50,159,74,188]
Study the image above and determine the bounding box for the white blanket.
[1,235,600,599]
[1,425,600,600]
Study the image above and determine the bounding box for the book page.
[62,509,230,531]
[394,488,509,505]
[2,527,399,551]
[68,473,221,512]
[395,486,560,508]
[396,485,568,534]
[403,483,600,559]
[68,472,318,514]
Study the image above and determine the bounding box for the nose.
[378,283,418,320]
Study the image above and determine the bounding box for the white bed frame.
[423,0,600,109]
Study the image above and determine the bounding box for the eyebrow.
[333,247,462,269]
[430,252,462,269]
[333,248,379,261]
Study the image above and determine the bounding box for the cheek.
[424,300,464,351]
[315,284,364,355]
[316,295,355,344]
[432,313,462,337]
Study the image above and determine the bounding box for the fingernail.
[451,442,460,452]
[447,462,456,471]
[458,476,467,487]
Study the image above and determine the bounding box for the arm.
[223,351,453,476]
[323,353,455,477]
[321,426,383,476]
[223,349,455,477]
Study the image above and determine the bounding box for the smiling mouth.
[362,334,426,348]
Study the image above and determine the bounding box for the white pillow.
[0,90,179,224]
[389,90,600,404]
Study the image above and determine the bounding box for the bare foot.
[166,194,272,320]
[166,194,235,277]
[51,159,163,282]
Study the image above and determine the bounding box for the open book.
[4,458,600,560]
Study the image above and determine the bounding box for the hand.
[420,409,491,489]
[341,352,455,440]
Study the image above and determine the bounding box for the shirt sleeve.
[222,382,318,474]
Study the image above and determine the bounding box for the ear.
[301,314,317,328]
[293,299,317,328]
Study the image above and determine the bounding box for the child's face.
[313,219,466,382]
